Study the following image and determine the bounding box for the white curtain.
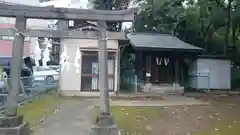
[91,60,114,90]
[91,62,98,90]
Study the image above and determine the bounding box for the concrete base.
[89,113,119,135]
[0,122,30,135]
[141,83,184,95]
[60,90,116,97]
[0,115,23,127]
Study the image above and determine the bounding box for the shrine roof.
[127,33,203,52]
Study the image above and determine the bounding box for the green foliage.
[133,0,240,57]
[90,0,130,31]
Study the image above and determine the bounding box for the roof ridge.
[131,32,172,36]
[127,32,203,52]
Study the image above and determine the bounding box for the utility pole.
[0,16,30,135]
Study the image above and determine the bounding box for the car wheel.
[45,75,54,84]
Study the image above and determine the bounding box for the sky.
[0,0,133,29]
[39,0,133,29]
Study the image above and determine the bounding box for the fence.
[120,72,138,92]
[0,74,59,113]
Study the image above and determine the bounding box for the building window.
[0,36,30,41]
[1,36,14,40]
[69,20,74,27]
[81,51,115,92]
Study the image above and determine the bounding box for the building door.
[155,57,173,83]
[81,51,115,92]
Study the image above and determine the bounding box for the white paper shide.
[60,46,70,72]
[34,41,42,66]
[74,47,81,73]
[42,38,51,68]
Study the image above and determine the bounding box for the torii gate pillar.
[0,16,30,135]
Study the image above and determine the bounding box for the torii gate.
[0,3,136,135]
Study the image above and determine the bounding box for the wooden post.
[116,50,120,94]
[135,52,142,81]
[175,58,179,84]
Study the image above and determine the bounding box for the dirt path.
[134,94,240,135]
[33,99,97,135]
[148,93,240,135]
[151,105,216,135]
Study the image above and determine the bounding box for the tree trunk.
[199,0,207,53]
[232,26,236,47]
[224,0,232,56]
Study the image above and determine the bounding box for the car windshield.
[49,66,59,70]
[34,67,53,72]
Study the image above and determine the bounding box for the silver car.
[33,66,59,84]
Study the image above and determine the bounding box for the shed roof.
[127,33,203,52]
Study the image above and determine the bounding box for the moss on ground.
[18,90,78,130]
[18,90,59,129]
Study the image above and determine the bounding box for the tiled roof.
[127,33,203,52]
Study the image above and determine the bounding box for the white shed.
[59,38,120,97]
[188,56,231,90]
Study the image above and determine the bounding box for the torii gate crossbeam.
[0,3,137,135]
[0,3,136,21]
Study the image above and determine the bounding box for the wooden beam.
[0,28,127,40]
[0,3,137,21]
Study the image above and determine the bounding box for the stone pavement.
[33,99,98,135]
[109,95,210,107]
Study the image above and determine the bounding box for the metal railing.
[120,74,138,92]
[0,74,59,112]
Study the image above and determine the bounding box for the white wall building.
[188,56,231,90]
[59,38,120,96]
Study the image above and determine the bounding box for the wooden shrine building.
[127,33,204,87]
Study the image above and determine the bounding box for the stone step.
[141,83,184,95]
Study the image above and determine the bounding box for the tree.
[133,0,240,56]
[89,0,131,31]
[133,0,206,47]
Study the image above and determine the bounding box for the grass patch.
[94,106,164,134]
[18,90,59,129]
[18,90,81,129]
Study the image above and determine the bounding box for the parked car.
[0,72,7,93]
[48,65,60,71]
[0,56,34,92]
[33,66,59,84]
